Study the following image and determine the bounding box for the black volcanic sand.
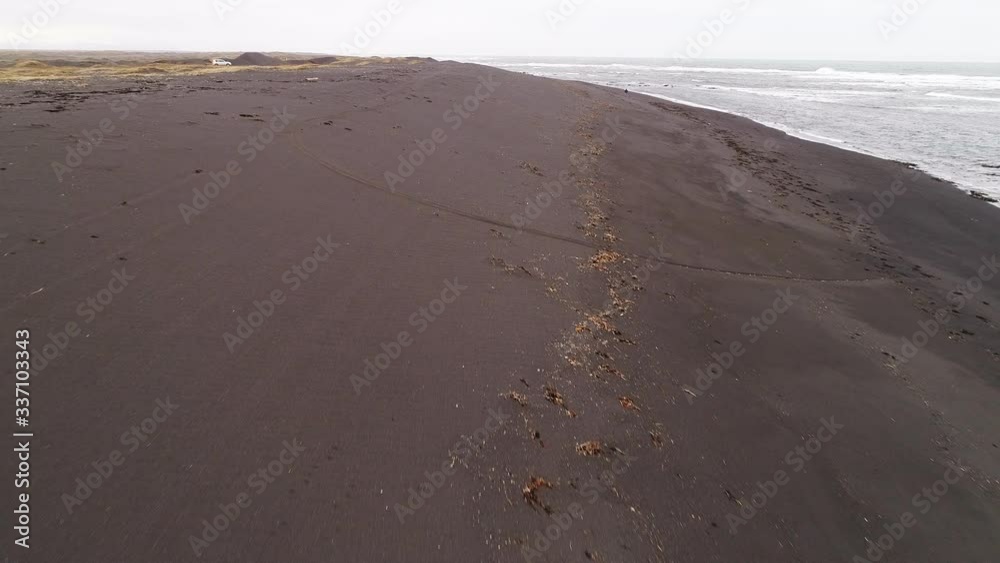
[1,60,998,563]
[230,52,284,66]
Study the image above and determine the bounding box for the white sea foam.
[927,92,1000,103]
[641,92,999,202]
[643,92,859,151]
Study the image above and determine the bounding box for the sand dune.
[0,51,409,81]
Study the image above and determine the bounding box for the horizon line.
[1,47,999,65]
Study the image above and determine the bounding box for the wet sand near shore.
[1,58,998,562]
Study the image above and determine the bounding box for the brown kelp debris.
[590,250,622,272]
[505,391,528,407]
[597,364,624,379]
[586,313,615,333]
[523,476,554,512]
[544,385,577,417]
[576,441,603,456]
[618,396,640,411]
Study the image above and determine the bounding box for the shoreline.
[639,90,997,203]
[476,56,1000,204]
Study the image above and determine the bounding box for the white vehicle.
[211,58,232,66]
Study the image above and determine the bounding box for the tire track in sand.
[287,106,890,287]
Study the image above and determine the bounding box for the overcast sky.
[4,0,997,62]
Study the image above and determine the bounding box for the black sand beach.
[1,57,999,562]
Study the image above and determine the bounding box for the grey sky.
[4,0,997,62]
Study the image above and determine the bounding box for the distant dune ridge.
[230,53,346,66]
[307,56,340,65]
[230,52,284,66]
[0,51,430,69]
[0,51,441,80]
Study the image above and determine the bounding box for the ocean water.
[461,57,1000,201]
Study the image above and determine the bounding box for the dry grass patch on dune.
[0,56,394,82]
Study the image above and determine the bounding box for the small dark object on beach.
[970,190,999,203]
[522,477,553,512]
